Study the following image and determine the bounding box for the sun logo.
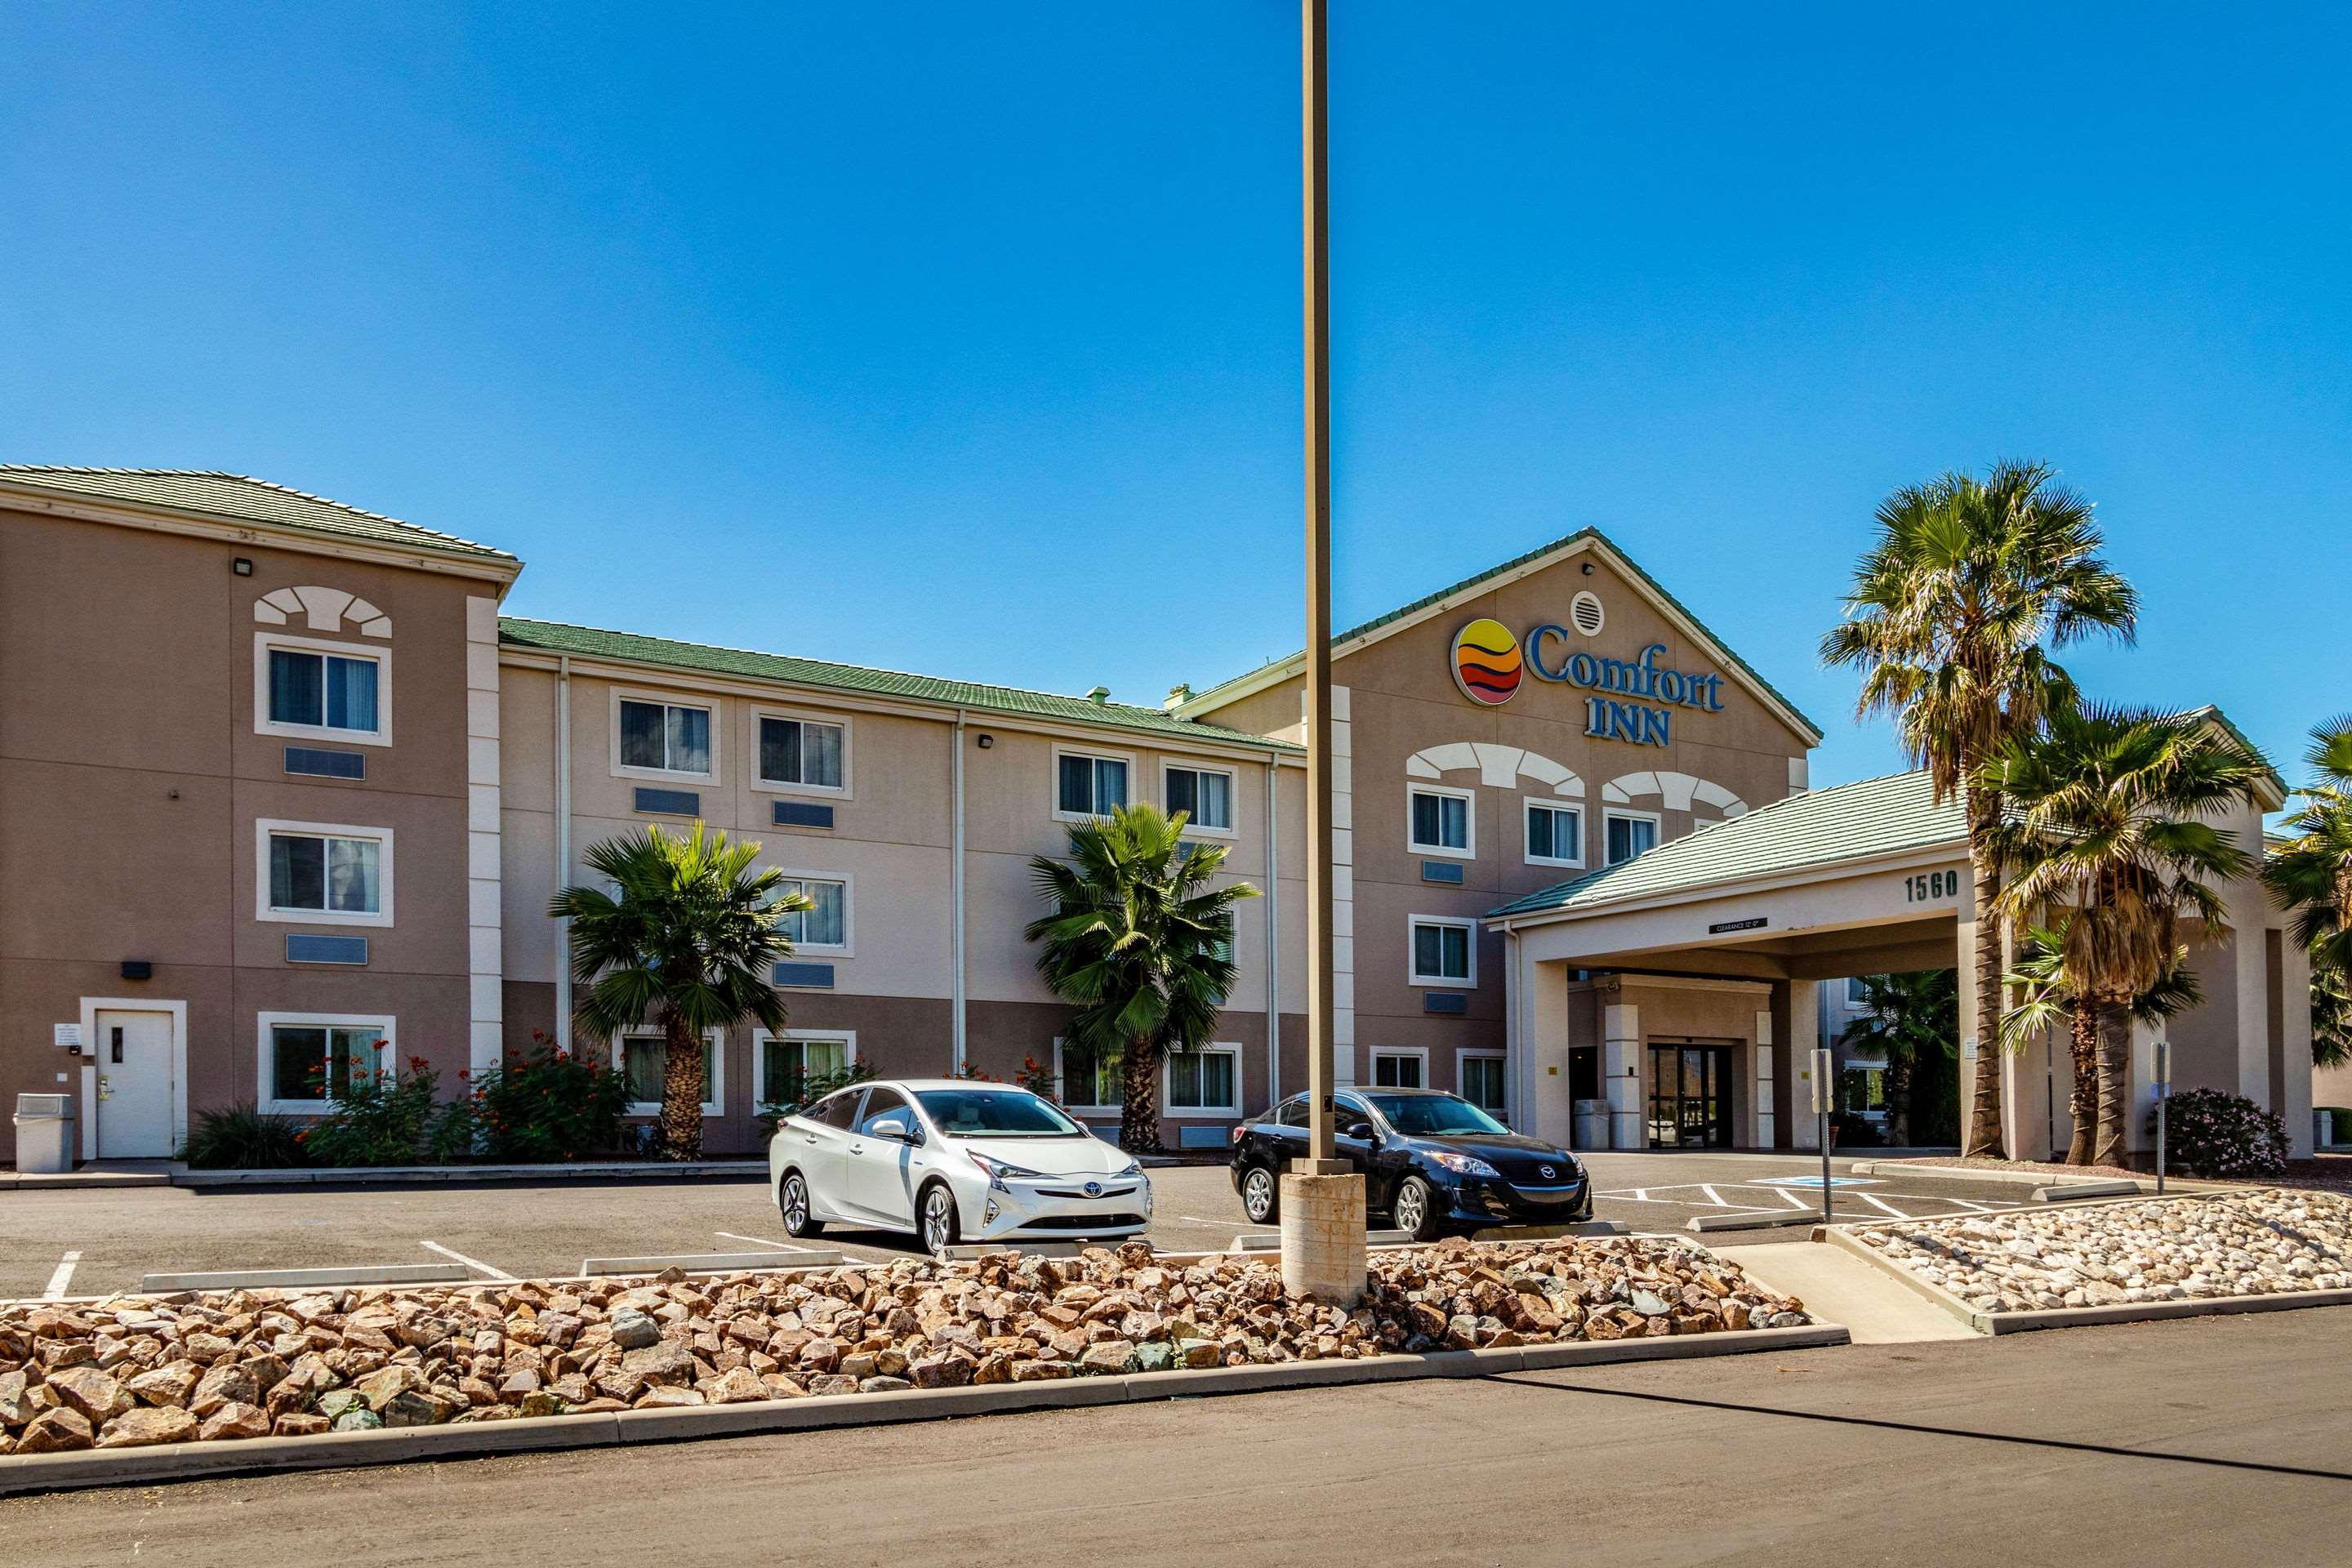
[1450,617,1522,706]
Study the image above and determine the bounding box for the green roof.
[0,467,516,564]
[498,617,1303,751]
[1489,770,1962,920]
[1187,526,1824,742]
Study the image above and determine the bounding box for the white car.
[768,1078,1153,1254]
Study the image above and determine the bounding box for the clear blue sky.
[7,3,2347,797]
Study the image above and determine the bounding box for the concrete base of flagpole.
[1279,1164,1368,1307]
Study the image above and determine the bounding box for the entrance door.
[1646,1040,1733,1150]
[95,1009,176,1158]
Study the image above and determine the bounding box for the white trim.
[1052,1036,1122,1116]
[609,686,720,783]
[1370,1046,1429,1090]
[750,706,853,799]
[751,1027,858,1108]
[1409,914,1479,987]
[80,998,188,1156]
[1160,759,1239,838]
[1051,742,1138,824]
[1601,808,1663,866]
[254,818,395,927]
[1161,1041,1243,1118]
[618,1027,725,1117]
[252,631,393,747]
[771,868,853,957]
[255,1010,395,1117]
[1456,1047,1508,1117]
[1522,799,1586,869]
[1407,782,1476,860]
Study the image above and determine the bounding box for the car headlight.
[1115,1158,1142,1178]
[1430,1152,1502,1179]
[964,1152,1045,1192]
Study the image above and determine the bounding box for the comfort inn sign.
[1451,616,1723,747]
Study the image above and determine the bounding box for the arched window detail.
[253,586,392,638]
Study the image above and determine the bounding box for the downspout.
[1266,759,1281,1107]
[555,655,572,1050]
[951,708,968,1076]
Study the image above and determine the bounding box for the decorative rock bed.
[0,1236,1807,1456]
[1854,1189,2352,1314]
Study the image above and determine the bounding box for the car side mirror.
[1345,1120,1375,1142]
[867,1116,912,1143]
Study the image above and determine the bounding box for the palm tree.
[550,822,804,1160]
[2261,716,2352,981]
[1027,802,1259,1155]
[1821,461,2138,1157]
[2002,920,2203,1165]
[1837,970,1956,1147]
[1981,706,2265,1168]
[2314,959,2351,1071]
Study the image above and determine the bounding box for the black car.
[1229,1087,1591,1240]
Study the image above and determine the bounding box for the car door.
[791,1089,866,1221]
[1331,1092,1381,1195]
[839,1086,922,1227]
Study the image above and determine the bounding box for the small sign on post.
[1811,1047,1835,1221]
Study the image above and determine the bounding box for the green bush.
[179,1101,308,1169]
[300,1054,476,1167]
[2153,1087,2289,1178]
[470,1040,633,1161]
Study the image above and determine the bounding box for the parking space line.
[419,1241,514,1281]
[1857,1194,1912,1219]
[714,1231,817,1252]
[1771,1187,1811,1211]
[1699,1184,1727,1207]
[41,1251,81,1301]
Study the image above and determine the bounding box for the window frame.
[1408,914,1478,988]
[1406,783,1476,860]
[1161,1041,1242,1118]
[1052,744,1136,824]
[1370,1047,1429,1090]
[751,1027,858,1109]
[751,706,853,799]
[1602,808,1663,866]
[254,818,395,928]
[256,1010,395,1116]
[617,1026,725,1117]
[1456,1048,1508,1119]
[1522,799,1586,870]
[609,687,720,783]
[1160,760,1239,839]
[253,633,393,747]
[1053,1036,1125,1116]
[770,869,853,957]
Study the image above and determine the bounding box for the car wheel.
[1391,1174,1444,1241]
[778,1171,825,1239]
[1241,1165,1280,1225]
[918,1180,961,1257]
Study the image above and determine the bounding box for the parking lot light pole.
[1280,0,1368,1308]
[1812,1047,1834,1223]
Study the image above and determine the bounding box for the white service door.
[96,1009,176,1158]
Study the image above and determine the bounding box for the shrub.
[301,1055,476,1167]
[179,1101,308,1169]
[470,1039,633,1161]
[2153,1086,2289,1178]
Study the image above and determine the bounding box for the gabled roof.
[1489,770,1962,922]
[0,467,517,564]
[498,617,1303,752]
[1177,526,1824,745]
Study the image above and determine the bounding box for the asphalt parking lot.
[0,1152,2043,1300]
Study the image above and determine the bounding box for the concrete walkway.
[1730,1238,1976,1343]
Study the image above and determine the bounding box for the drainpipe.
[555,655,572,1050]
[1266,760,1281,1107]
[951,708,968,1076]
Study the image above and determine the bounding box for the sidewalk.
[1730,1239,1979,1343]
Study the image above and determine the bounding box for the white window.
[1054,746,1132,820]
[1056,1037,1125,1113]
[1604,810,1659,866]
[756,711,849,795]
[255,635,390,746]
[1525,801,1584,868]
[618,1028,724,1116]
[753,1029,856,1110]
[255,820,394,926]
[1372,1049,1427,1089]
[1165,1044,1241,1116]
[1846,975,1870,1004]
[1459,1050,1508,1116]
[775,875,850,953]
[1408,786,1473,858]
[1410,915,1477,987]
[256,1012,392,1114]
[612,691,717,780]
[1163,763,1236,835]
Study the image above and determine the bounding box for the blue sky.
[7,3,2347,797]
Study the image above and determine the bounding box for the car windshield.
[1366,1093,1509,1138]
[913,1087,1088,1138]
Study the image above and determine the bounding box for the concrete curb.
[171,1160,770,1189]
[1690,1210,1820,1234]
[1,1170,172,1192]
[0,1324,1845,1498]
[1846,1160,2229,1195]
[2030,1180,2141,1201]
[577,1252,842,1276]
[139,1264,470,1292]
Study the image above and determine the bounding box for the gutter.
[951,708,968,1076]
[555,655,572,1049]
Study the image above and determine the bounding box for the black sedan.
[1229,1087,1591,1240]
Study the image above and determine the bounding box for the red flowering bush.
[469,1032,633,1161]
[301,1051,476,1166]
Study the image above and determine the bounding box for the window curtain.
[324,656,377,731]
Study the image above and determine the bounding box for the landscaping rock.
[98,1406,199,1448]
[331,1409,385,1432]
[608,1307,662,1349]
[47,1366,134,1425]
[17,1408,96,1454]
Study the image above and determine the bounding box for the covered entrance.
[1646,1040,1734,1148]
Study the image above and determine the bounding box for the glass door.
[1646,1041,1733,1149]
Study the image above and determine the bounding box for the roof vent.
[1164,683,1193,710]
[1085,685,1111,706]
[1569,590,1605,637]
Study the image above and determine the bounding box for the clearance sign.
[1450,616,1723,747]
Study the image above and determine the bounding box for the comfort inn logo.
[1448,611,1726,747]
[1450,617,1523,706]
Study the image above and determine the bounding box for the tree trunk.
[659,1011,704,1160]
[1883,1052,1913,1147]
[1962,788,2007,1158]
[2093,1002,2132,1170]
[1118,1036,1161,1156]
[2065,997,2099,1165]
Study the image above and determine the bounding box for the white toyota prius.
[768,1078,1153,1254]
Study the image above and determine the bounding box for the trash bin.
[12,1093,74,1174]
[1573,1098,1610,1151]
